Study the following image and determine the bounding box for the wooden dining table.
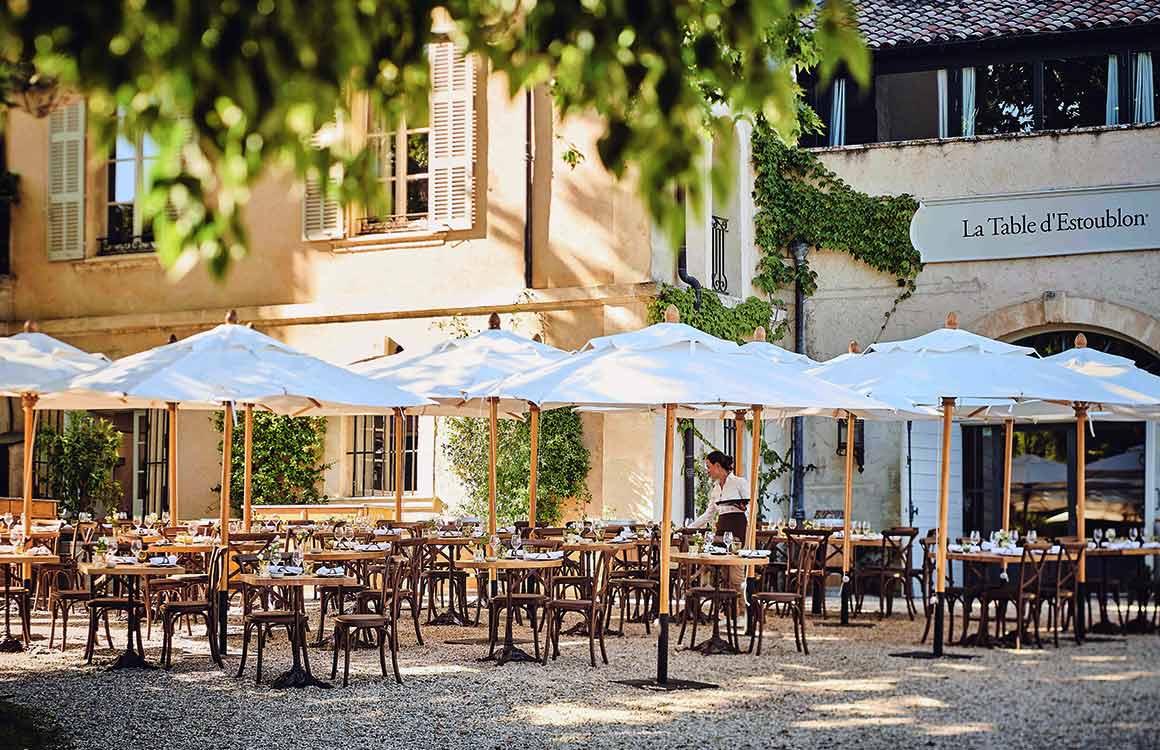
[78,560,185,669]
[672,551,767,655]
[459,557,562,666]
[422,536,478,626]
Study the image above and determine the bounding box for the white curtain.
[1106,54,1119,125]
[937,69,949,138]
[1135,52,1155,123]
[961,67,976,136]
[829,78,846,147]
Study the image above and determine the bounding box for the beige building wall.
[795,125,1160,528]
[3,65,674,521]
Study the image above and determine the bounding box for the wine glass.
[1129,527,1138,543]
[511,530,523,557]
[9,526,24,551]
[1009,529,1019,547]
[722,530,734,550]
[683,517,693,530]
[1106,528,1117,543]
[970,530,981,547]
[1093,528,1103,545]
[130,538,143,557]
[1027,529,1037,544]
[2,511,12,530]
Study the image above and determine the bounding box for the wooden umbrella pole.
[1075,404,1088,583]
[933,396,954,656]
[733,410,746,477]
[394,408,405,524]
[745,406,762,552]
[243,404,254,531]
[656,404,676,685]
[528,404,540,527]
[20,394,37,538]
[1001,418,1014,574]
[219,404,233,579]
[487,397,498,536]
[167,403,178,524]
[841,412,855,624]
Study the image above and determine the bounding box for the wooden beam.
[659,404,676,617]
[935,397,954,596]
[842,413,855,574]
[219,403,233,592]
[1075,404,1088,584]
[1002,417,1014,573]
[488,398,498,536]
[733,410,746,477]
[243,404,254,531]
[745,406,763,553]
[20,393,36,538]
[394,408,406,523]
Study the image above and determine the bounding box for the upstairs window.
[100,111,159,255]
[1044,55,1109,130]
[967,63,1034,136]
[360,105,430,234]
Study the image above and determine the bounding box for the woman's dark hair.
[705,451,734,473]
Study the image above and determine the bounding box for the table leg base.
[1121,617,1156,635]
[562,622,592,637]
[1088,620,1123,636]
[616,678,720,692]
[888,650,977,660]
[688,635,738,656]
[107,650,155,671]
[427,611,472,627]
[270,666,331,689]
[0,635,24,653]
[483,644,540,666]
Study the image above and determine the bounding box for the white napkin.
[524,551,565,561]
[947,543,964,552]
[997,546,1024,556]
[147,555,178,567]
[373,528,392,536]
[315,565,345,577]
[0,545,14,553]
[703,545,728,555]
[27,545,52,556]
[1087,541,1098,550]
[1142,541,1160,549]
[739,549,771,558]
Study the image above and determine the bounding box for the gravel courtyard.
[1,603,1157,750]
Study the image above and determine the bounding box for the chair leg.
[597,610,608,665]
[255,625,267,686]
[529,606,540,661]
[236,622,252,679]
[799,605,809,655]
[84,608,97,663]
[342,629,352,688]
[330,626,341,679]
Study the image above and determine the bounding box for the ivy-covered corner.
[750,117,922,339]
[646,285,778,343]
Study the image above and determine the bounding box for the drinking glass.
[2,511,12,529]
[291,549,303,568]
[1027,530,1037,544]
[970,530,981,546]
[1010,529,1019,547]
[1093,528,1103,544]
[684,517,694,530]
[10,527,23,551]
[512,530,523,556]
[489,534,501,559]
[722,531,734,550]
[1106,528,1117,543]
[131,538,143,556]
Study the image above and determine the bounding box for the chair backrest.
[784,528,831,572]
[1017,543,1054,597]
[880,526,919,571]
[391,538,426,590]
[790,539,821,598]
[206,545,226,614]
[592,549,613,604]
[1055,541,1084,596]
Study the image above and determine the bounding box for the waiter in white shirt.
[690,451,749,540]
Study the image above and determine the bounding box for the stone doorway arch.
[967,293,1160,357]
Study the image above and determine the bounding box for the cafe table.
[0,552,60,651]
[421,536,479,626]
[237,572,358,688]
[77,560,185,669]
[671,551,767,655]
[304,548,390,644]
[559,540,647,635]
[458,557,562,666]
[1085,544,1159,635]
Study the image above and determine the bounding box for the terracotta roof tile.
[806,1,1160,50]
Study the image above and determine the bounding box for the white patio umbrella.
[43,314,432,533]
[351,315,569,525]
[472,306,910,684]
[0,326,109,543]
[810,313,1159,655]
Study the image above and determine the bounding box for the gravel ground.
[0,599,1157,750]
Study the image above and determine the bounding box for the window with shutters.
[97,110,159,256]
[348,414,419,496]
[345,41,476,239]
[46,100,86,261]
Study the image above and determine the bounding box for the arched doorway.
[962,329,1158,540]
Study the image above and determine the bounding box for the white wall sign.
[911,183,1160,264]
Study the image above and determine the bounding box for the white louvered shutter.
[428,42,475,231]
[47,100,86,260]
[302,120,345,241]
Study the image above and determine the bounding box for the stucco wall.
[797,125,1160,528]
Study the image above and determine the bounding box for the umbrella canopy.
[472,321,903,417]
[1044,338,1160,418]
[350,326,568,417]
[40,322,433,414]
[0,331,108,397]
[809,322,1157,413]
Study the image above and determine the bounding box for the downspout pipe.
[790,241,808,522]
[523,89,534,289]
[676,228,702,521]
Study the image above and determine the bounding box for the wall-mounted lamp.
[836,417,865,473]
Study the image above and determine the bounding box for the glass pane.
[370,134,394,182]
[115,133,137,160]
[875,70,941,141]
[1044,56,1108,130]
[1010,426,1071,537]
[106,203,134,241]
[407,132,428,175]
[141,132,160,158]
[109,159,137,203]
[974,63,1034,135]
[406,179,428,217]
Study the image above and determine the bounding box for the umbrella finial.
[1074,332,1087,348]
[663,305,680,323]
[487,312,501,330]
[167,333,178,344]
[22,320,36,333]
[945,311,959,329]
[753,326,766,342]
[532,333,543,343]
[225,309,239,325]
[848,340,860,354]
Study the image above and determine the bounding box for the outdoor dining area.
[0,306,1159,692]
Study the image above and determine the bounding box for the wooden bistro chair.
[159,546,225,668]
[854,527,919,620]
[918,532,968,645]
[749,539,820,655]
[605,538,660,635]
[357,538,424,646]
[984,542,1055,650]
[47,564,91,652]
[83,573,143,665]
[1042,539,1084,646]
[331,551,404,686]
[235,573,297,686]
[544,549,612,667]
[782,528,835,619]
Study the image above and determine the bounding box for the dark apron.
[714,503,748,538]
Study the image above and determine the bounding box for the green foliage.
[37,412,122,518]
[212,412,331,511]
[750,118,922,338]
[0,1,866,278]
[443,408,591,525]
[647,285,779,343]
